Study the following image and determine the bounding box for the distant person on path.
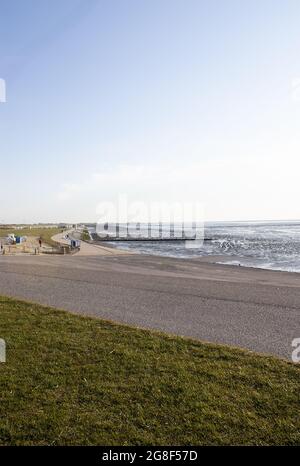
[39,238,42,248]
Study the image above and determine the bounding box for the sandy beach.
[51,231,133,256]
[0,250,299,360]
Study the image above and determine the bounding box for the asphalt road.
[0,253,299,360]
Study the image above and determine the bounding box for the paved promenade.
[0,252,299,360]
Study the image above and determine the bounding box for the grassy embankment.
[0,227,62,247]
[80,228,90,241]
[0,296,299,446]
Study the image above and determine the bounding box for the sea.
[91,221,300,273]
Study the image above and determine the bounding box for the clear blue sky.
[1,0,300,223]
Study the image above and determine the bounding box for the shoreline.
[92,239,300,275]
[53,230,300,275]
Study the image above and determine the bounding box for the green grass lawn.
[0,296,299,446]
[0,227,61,247]
[81,228,90,241]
